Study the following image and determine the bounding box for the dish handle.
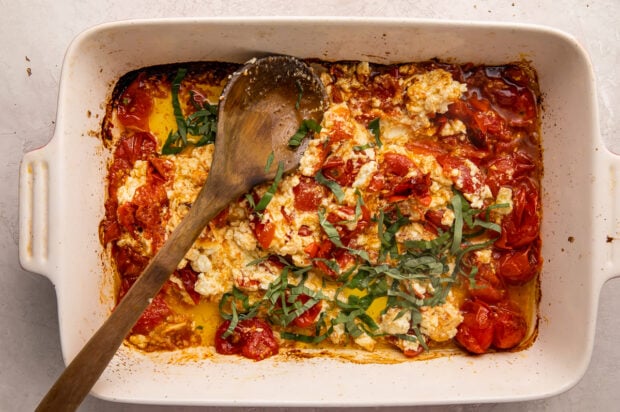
[19,141,56,283]
[601,150,620,286]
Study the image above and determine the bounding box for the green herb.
[318,208,345,248]
[253,161,285,213]
[376,209,410,261]
[288,119,322,148]
[217,189,505,349]
[368,118,382,148]
[315,170,345,203]
[264,151,275,173]
[218,287,262,338]
[295,80,303,111]
[161,68,219,155]
[353,143,375,151]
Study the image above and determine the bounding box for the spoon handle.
[36,176,245,411]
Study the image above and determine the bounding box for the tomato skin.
[485,151,536,196]
[114,132,158,167]
[456,298,528,354]
[321,156,356,187]
[215,318,279,360]
[112,244,149,278]
[437,155,484,195]
[132,294,171,335]
[214,321,243,355]
[212,207,230,228]
[402,344,425,358]
[374,153,431,203]
[455,300,495,354]
[241,325,280,360]
[252,219,276,249]
[117,75,153,131]
[176,266,201,304]
[293,177,325,212]
[496,241,540,284]
[495,177,540,250]
[492,302,527,349]
[383,153,414,176]
[467,263,506,304]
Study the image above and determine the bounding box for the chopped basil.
[253,161,285,213]
[315,170,345,203]
[161,68,219,155]
[264,151,275,173]
[318,208,345,248]
[368,117,382,148]
[288,119,322,148]
[218,189,504,348]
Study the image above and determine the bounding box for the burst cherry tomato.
[467,263,506,303]
[437,155,484,195]
[214,318,279,360]
[113,132,158,166]
[117,75,153,131]
[455,300,495,354]
[495,177,540,250]
[321,156,356,187]
[175,266,201,304]
[492,302,527,349]
[132,294,171,335]
[252,219,276,249]
[485,151,536,196]
[383,152,414,176]
[293,177,325,212]
[495,241,540,284]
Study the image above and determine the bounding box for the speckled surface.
[2,1,619,411]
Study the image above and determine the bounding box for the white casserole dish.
[19,17,620,406]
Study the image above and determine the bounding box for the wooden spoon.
[36,55,328,411]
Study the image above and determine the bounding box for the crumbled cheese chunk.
[116,160,148,204]
[420,293,463,342]
[380,308,412,335]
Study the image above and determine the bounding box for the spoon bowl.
[36,55,328,411]
[214,55,328,187]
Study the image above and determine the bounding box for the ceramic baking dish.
[19,17,620,406]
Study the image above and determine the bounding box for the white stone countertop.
[1,1,619,410]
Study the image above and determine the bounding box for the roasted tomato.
[293,176,325,212]
[482,66,537,129]
[492,301,527,349]
[112,244,149,278]
[132,294,171,335]
[495,240,540,284]
[485,151,536,196]
[383,153,414,176]
[423,209,450,234]
[437,155,484,195]
[456,299,528,354]
[321,156,357,187]
[175,265,201,305]
[113,132,158,167]
[251,216,276,249]
[448,98,510,149]
[455,300,495,354]
[376,152,431,203]
[215,318,279,360]
[117,75,154,131]
[495,177,540,250]
[467,263,506,303]
[402,345,425,358]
